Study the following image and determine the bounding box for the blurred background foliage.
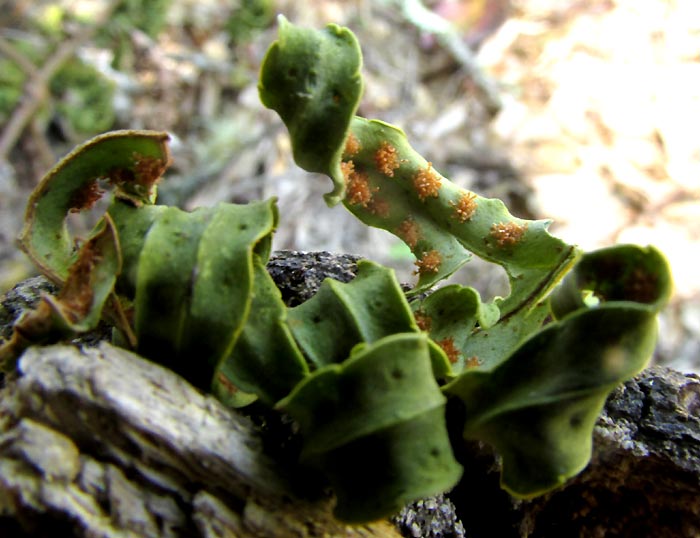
[0,0,276,139]
[0,0,699,372]
[0,15,115,136]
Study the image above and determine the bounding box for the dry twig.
[394,0,503,116]
[0,1,122,161]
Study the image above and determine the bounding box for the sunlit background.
[1,0,698,370]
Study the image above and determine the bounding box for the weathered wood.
[0,342,400,537]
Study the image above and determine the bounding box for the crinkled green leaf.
[287,259,451,378]
[213,254,309,407]
[337,119,476,289]
[258,15,363,205]
[4,21,676,528]
[185,200,278,377]
[551,244,672,319]
[445,303,658,497]
[340,116,581,303]
[19,130,169,283]
[288,260,416,368]
[47,215,122,333]
[2,131,169,366]
[444,245,671,495]
[411,284,501,373]
[411,281,549,373]
[134,200,278,390]
[107,200,167,298]
[7,129,286,396]
[456,299,551,370]
[260,20,580,313]
[278,333,462,522]
[133,205,212,383]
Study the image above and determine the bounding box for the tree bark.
[0,342,400,537]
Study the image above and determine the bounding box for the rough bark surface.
[1,251,699,537]
[0,342,400,538]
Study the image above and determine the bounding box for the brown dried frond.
[414,249,442,275]
[490,221,528,248]
[344,132,361,157]
[69,180,104,213]
[374,141,400,177]
[396,218,421,249]
[413,163,441,201]
[58,239,101,320]
[451,191,478,222]
[437,337,460,364]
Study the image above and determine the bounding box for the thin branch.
[396,0,503,116]
[28,117,56,174]
[0,36,38,75]
[0,1,122,161]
